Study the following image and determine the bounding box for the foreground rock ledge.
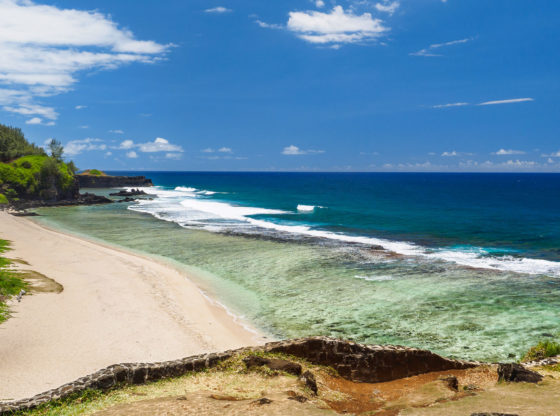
[0,337,479,414]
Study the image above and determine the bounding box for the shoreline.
[0,211,266,401]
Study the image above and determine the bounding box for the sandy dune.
[0,211,263,400]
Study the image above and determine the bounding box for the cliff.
[77,174,153,188]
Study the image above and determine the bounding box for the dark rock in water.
[9,210,39,217]
[497,363,543,383]
[109,189,147,197]
[116,197,136,203]
[243,356,302,376]
[301,370,318,395]
[439,375,459,391]
[541,333,554,338]
[471,413,519,416]
[10,193,112,209]
[78,174,153,188]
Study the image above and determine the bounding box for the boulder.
[243,356,302,376]
[497,363,543,383]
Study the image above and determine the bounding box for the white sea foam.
[129,186,560,277]
[297,205,316,212]
[355,275,393,282]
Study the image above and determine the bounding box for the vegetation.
[0,123,77,203]
[522,339,560,362]
[79,169,106,176]
[0,124,45,162]
[0,239,27,323]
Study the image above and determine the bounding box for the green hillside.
[0,124,77,204]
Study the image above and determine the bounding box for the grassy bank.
[0,239,27,323]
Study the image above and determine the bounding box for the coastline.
[0,211,265,401]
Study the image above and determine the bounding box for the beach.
[0,211,263,401]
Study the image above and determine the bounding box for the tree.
[48,139,64,162]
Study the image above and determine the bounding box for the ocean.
[35,172,560,361]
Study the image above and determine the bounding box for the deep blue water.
[111,172,560,267]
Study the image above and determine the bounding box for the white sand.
[0,211,264,401]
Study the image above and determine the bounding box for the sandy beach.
[0,211,264,401]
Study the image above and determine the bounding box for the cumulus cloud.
[542,150,560,157]
[374,1,400,15]
[202,147,233,153]
[165,152,182,160]
[282,145,324,155]
[109,129,124,134]
[478,98,534,106]
[411,37,472,57]
[25,117,42,125]
[0,0,171,121]
[204,6,232,13]
[64,138,107,156]
[441,151,458,157]
[75,105,86,109]
[139,137,183,153]
[126,150,138,158]
[286,6,387,46]
[493,149,526,155]
[117,137,183,153]
[315,0,325,7]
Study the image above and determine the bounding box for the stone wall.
[0,337,478,414]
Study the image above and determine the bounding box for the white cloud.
[75,105,86,109]
[218,147,232,153]
[441,151,458,157]
[109,129,124,134]
[126,150,138,159]
[64,138,107,156]
[374,1,400,15]
[282,145,325,155]
[478,98,534,106]
[165,152,182,160]
[493,149,526,155]
[117,137,183,153]
[204,6,232,13]
[255,20,284,29]
[316,0,325,7]
[118,139,135,149]
[203,147,233,153]
[286,6,388,46]
[411,37,471,57]
[432,102,469,109]
[0,0,171,121]
[25,117,42,124]
[542,150,560,157]
[138,137,183,153]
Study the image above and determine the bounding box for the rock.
[109,189,147,197]
[287,391,308,403]
[471,413,519,416]
[497,363,543,383]
[463,384,479,391]
[439,375,458,391]
[243,356,302,376]
[253,398,272,405]
[77,175,153,188]
[301,370,318,395]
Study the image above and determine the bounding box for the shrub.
[522,340,560,362]
[0,193,7,205]
[21,160,32,169]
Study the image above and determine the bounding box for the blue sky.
[0,0,558,172]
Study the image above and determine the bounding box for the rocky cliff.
[77,175,153,188]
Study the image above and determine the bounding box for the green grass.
[522,339,560,362]
[79,169,106,176]
[0,239,27,323]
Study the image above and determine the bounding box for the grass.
[79,169,106,176]
[521,339,560,362]
[0,239,27,323]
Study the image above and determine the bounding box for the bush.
[522,340,560,362]
[0,193,7,205]
[21,160,32,169]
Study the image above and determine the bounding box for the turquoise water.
[35,172,560,361]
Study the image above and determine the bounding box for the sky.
[0,0,558,172]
